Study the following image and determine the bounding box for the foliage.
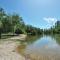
[0,7,43,39]
[25,25,43,35]
[44,21,60,34]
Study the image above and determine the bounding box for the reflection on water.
[17,34,60,60]
[53,34,60,45]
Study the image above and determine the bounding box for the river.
[17,34,60,60]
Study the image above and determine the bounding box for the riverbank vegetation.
[0,7,60,39]
[0,8,43,39]
[44,21,60,34]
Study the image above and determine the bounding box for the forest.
[0,8,43,39]
[0,8,60,39]
[44,21,60,34]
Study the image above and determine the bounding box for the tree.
[0,21,3,38]
[11,14,23,34]
[1,16,12,33]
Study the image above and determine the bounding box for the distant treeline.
[0,8,43,38]
[0,7,60,39]
[44,21,60,34]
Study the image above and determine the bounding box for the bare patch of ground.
[0,34,27,60]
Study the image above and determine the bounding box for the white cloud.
[43,17,58,29]
[43,17,57,24]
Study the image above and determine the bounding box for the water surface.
[17,34,60,60]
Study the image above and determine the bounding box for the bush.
[15,28,23,34]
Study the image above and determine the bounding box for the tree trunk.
[0,28,1,39]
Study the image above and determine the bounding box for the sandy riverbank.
[0,41,25,60]
[0,34,27,60]
[7,34,27,40]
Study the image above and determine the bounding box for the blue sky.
[0,0,60,29]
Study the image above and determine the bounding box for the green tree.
[0,21,3,38]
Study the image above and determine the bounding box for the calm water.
[17,34,60,60]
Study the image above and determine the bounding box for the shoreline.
[0,34,27,40]
[8,34,27,40]
[0,34,27,60]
